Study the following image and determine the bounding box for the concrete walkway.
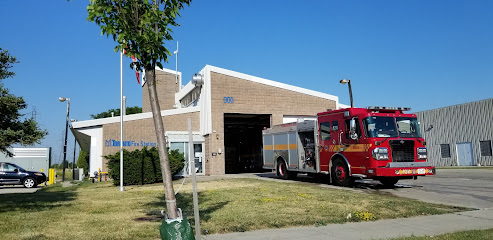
[202,208,493,240]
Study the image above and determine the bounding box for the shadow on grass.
[0,185,77,213]
[142,192,229,222]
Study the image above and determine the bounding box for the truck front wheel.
[331,158,354,187]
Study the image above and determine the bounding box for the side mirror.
[14,169,19,173]
[350,119,358,140]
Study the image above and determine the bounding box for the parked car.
[0,162,47,188]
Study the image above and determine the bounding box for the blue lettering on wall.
[105,139,157,147]
[223,96,234,103]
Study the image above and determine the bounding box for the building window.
[180,87,201,107]
[440,144,451,158]
[480,140,492,156]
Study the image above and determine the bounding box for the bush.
[106,147,184,186]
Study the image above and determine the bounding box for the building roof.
[71,107,200,129]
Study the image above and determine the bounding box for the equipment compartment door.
[263,135,274,169]
[288,132,298,169]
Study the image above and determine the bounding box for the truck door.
[343,118,366,175]
[318,121,332,172]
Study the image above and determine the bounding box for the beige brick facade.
[101,112,200,172]
[74,66,340,176]
[142,70,180,112]
[205,71,336,175]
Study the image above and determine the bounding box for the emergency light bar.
[367,106,411,111]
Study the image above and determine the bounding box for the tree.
[0,48,47,156]
[91,106,142,119]
[87,0,190,219]
[77,149,90,175]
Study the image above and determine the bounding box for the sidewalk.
[202,208,493,240]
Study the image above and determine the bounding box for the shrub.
[106,147,184,186]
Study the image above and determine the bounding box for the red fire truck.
[262,107,435,186]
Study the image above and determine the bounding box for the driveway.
[376,169,493,209]
[0,185,42,194]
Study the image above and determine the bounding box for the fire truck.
[262,107,435,186]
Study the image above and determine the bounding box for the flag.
[131,55,140,85]
[123,46,141,85]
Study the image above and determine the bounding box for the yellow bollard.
[98,168,101,182]
[40,169,44,186]
[49,168,55,185]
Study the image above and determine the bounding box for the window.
[363,117,398,138]
[345,118,361,139]
[320,122,330,140]
[3,163,17,172]
[440,144,451,158]
[180,87,201,107]
[480,140,492,156]
[396,117,422,138]
[331,121,339,131]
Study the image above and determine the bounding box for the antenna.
[173,41,179,85]
[31,106,37,121]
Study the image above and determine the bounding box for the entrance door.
[193,143,204,174]
[456,142,474,166]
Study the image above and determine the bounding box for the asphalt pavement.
[0,185,42,194]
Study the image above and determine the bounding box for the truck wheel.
[331,158,354,187]
[379,178,399,187]
[277,160,289,180]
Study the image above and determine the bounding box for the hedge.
[106,147,185,186]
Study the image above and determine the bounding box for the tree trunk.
[146,68,178,219]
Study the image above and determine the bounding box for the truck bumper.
[371,166,436,177]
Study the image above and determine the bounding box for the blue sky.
[1,0,492,164]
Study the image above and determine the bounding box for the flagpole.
[174,41,178,86]
[120,47,124,192]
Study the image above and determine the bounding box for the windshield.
[396,117,422,138]
[363,117,398,138]
[363,116,422,138]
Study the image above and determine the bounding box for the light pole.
[339,79,353,108]
[59,97,70,182]
[71,119,77,181]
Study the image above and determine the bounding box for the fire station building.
[72,65,346,176]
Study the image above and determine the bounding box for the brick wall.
[101,112,200,172]
[206,71,337,175]
[142,70,180,112]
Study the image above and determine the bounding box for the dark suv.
[0,162,47,188]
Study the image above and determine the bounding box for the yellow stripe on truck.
[274,144,288,150]
[264,145,273,150]
[271,144,297,150]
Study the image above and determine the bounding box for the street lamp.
[71,119,77,181]
[339,79,353,108]
[59,97,70,182]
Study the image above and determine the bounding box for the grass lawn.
[391,228,493,240]
[0,178,468,239]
